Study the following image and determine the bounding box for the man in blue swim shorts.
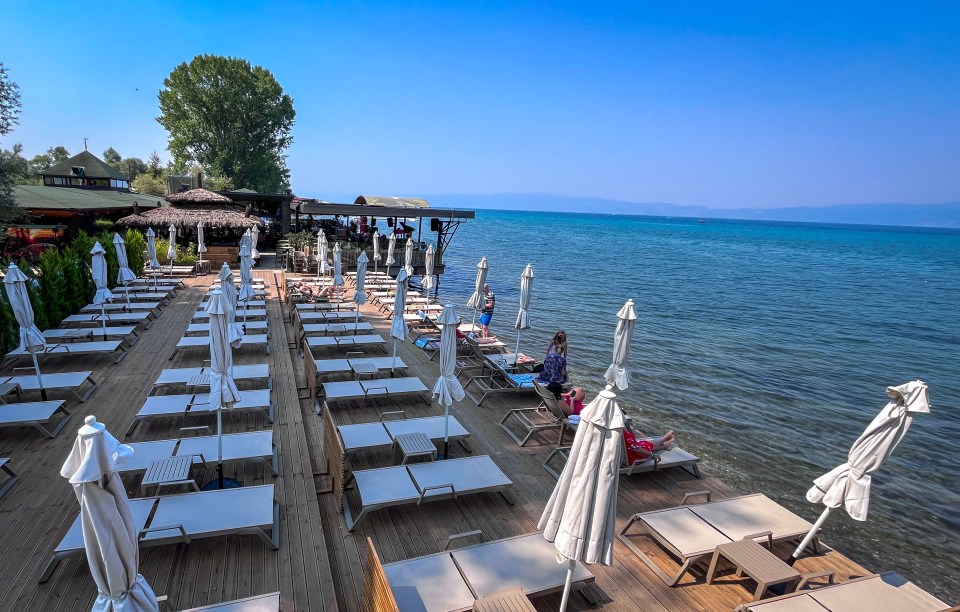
[479,283,495,337]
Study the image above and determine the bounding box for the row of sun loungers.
[126,389,275,435]
[123,431,278,476]
[42,325,141,345]
[170,334,271,360]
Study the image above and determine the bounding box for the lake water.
[413,209,960,601]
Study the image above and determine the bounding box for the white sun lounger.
[128,279,181,290]
[301,322,374,336]
[170,334,270,359]
[43,325,141,346]
[294,302,356,312]
[297,310,362,322]
[185,321,269,335]
[152,364,271,393]
[41,484,279,582]
[305,335,386,355]
[338,414,471,453]
[618,492,817,586]
[192,308,267,321]
[200,299,266,308]
[80,301,162,316]
[126,389,274,435]
[377,532,596,611]
[314,356,408,377]
[181,593,281,612]
[0,400,72,437]
[343,455,514,530]
[737,572,948,612]
[61,312,153,329]
[1,371,98,402]
[122,431,278,475]
[115,290,174,301]
[319,376,428,413]
[3,340,128,367]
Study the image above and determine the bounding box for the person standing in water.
[479,283,495,337]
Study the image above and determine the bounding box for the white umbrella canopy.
[196,222,207,266]
[3,262,47,398]
[238,233,256,329]
[206,290,242,489]
[60,416,159,611]
[422,245,435,298]
[145,228,160,269]
[372,230,381,273]
[218,263,244,347]
[403,238,414,278]
[250,224,260,260]
[166,225,176,272]
[514,263,534,356]
[791,380,931,561]
[112,234,134,308]
[385,233,396,275]
[91,242,115,341]
[465,257,488,328]
[332,243,344,287]
[317,231,329,279]
[540,388,625,610]
[353,251,369,306]
[604,299,637,390]
[433,303,465,458]
[389,269,409,374]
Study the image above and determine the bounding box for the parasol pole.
[788,507,833,565]
[217,406,224,489]
[559,559,577,612]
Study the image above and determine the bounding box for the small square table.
[706,538,802,601]
[393,432,437,465]
[349,361,378,380]
[188,374,210,387]
[61,328,94,342]
[325,324,347,336]
[141,456,199,496]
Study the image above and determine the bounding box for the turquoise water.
[427,209,960,601]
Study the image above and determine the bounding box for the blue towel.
[415,337,439,350]
[510,373,536,387]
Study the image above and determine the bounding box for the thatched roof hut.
[115,188,264,230]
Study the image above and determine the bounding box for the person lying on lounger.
[623,420,676,464]
[292,283,340,299]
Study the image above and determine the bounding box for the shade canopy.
[197,222,207,254]
[91,242,114,305]
[390,269,409,342]
[250,224,260,259]
[604,299,637,390]
[166,188,232,204]
[386,233,396,266]
[112,233,136,284]
[60,416,159,611]
[515,263,534,332]
[422,245,435,294]
[238,231,256,302]
[372,231,381,262]
[353,251,369,305]
[318,232,329,275]
[433,303,465,407]
[466,257,489,311]
[205,290,242,411]
[166,225,176,262]
[333,243,344,287]
[218,263,244,346]
[145,228,160,269]
[404,238,414,277]
[116,188,263,231]
[806,380,930,521]
[3,262,45,353]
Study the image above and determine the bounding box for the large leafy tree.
[157,55,295,194]
[0,62,24,224]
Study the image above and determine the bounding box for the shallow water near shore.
[413,208,960,601]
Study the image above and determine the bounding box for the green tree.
[0,63,20,136]
[0,63,24,224]
[0,285,17,354]
[121,157,147,180]
[47,146,70,163]
[103,147,122,165]
[157,54,295,193]
[124,229,146,277]
[28,152,53,173]
[147,151,164,177]
[37,248,66,326]
[61,245,89,312]
[131,172,167,196]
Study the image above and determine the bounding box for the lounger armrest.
[363,386,388,399]
[345,351,365,358]
[179,426,212,435]
[418,483,455,504]
[47,344,69,353]
[12,366,35,373]
[186,452,208,465]
[444,529,483,550]
[139,524,190,543]
[681,490,712,505]
[743,530,774,547]
[797,570,835,590]
[380,410,405,421]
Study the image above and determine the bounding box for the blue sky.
[2,1,959,208]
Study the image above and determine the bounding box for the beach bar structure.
[295,196,475,278]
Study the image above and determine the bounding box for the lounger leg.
[618,516,701,587]
[575,583,597,606]
[74,376,98,402]
[0,463,19,498]
[39,551,75,583]
[269,444,280,476]
[125,417,142,437]
[113,347,128,364]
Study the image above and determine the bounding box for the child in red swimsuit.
[623,426,676,465]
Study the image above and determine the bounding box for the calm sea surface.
[419,209,960,601]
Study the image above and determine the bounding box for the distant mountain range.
[416,192,960,228]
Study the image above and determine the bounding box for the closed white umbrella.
[403,238,414,278]
[433,303,465,459]
[790,380,931,563]
[540,298,636,612]
[385,233,396,276]
[60,416,159,611]
[166,225,176,276]
[465,257,488,330]
[196,222,207,269]
[3,262,47,400]
[332,242,344,287]
[372,230,381,274]
[145,228,160,289]
[112,233,135,308]
[218,262,244,347]
[389,269,409,375]
[238,231,255,330]
[317,231,329,280]
[91,242,114,341]
[422,245,435,299]
[514,263,534,356]
[604,299,637,390]
[206,289,242,489]
[250,224,260,260]
[353,251,369,332]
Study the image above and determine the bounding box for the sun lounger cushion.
[508,373,536,387]
[415,337,440,350]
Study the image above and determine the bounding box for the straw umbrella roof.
[116,189,263,230]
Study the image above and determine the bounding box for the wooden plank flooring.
[0,262,879,611]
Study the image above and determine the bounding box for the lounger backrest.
[322,407,346,506]
[361,537,399,612]
[532,381,566,420]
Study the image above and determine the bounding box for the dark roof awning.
[296,201,474,220]
[42,150,129,181]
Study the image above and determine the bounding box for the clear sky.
[2,1,959,208]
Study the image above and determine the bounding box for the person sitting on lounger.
[560,386,585,416]
[293,283,339,299]
[623,420,676,464]
[535,330,568,397]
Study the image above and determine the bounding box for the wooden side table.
[141,456,199,496]
[706,537,802,601]
[393,432,437,465]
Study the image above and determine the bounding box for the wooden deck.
[0,264,877,612]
